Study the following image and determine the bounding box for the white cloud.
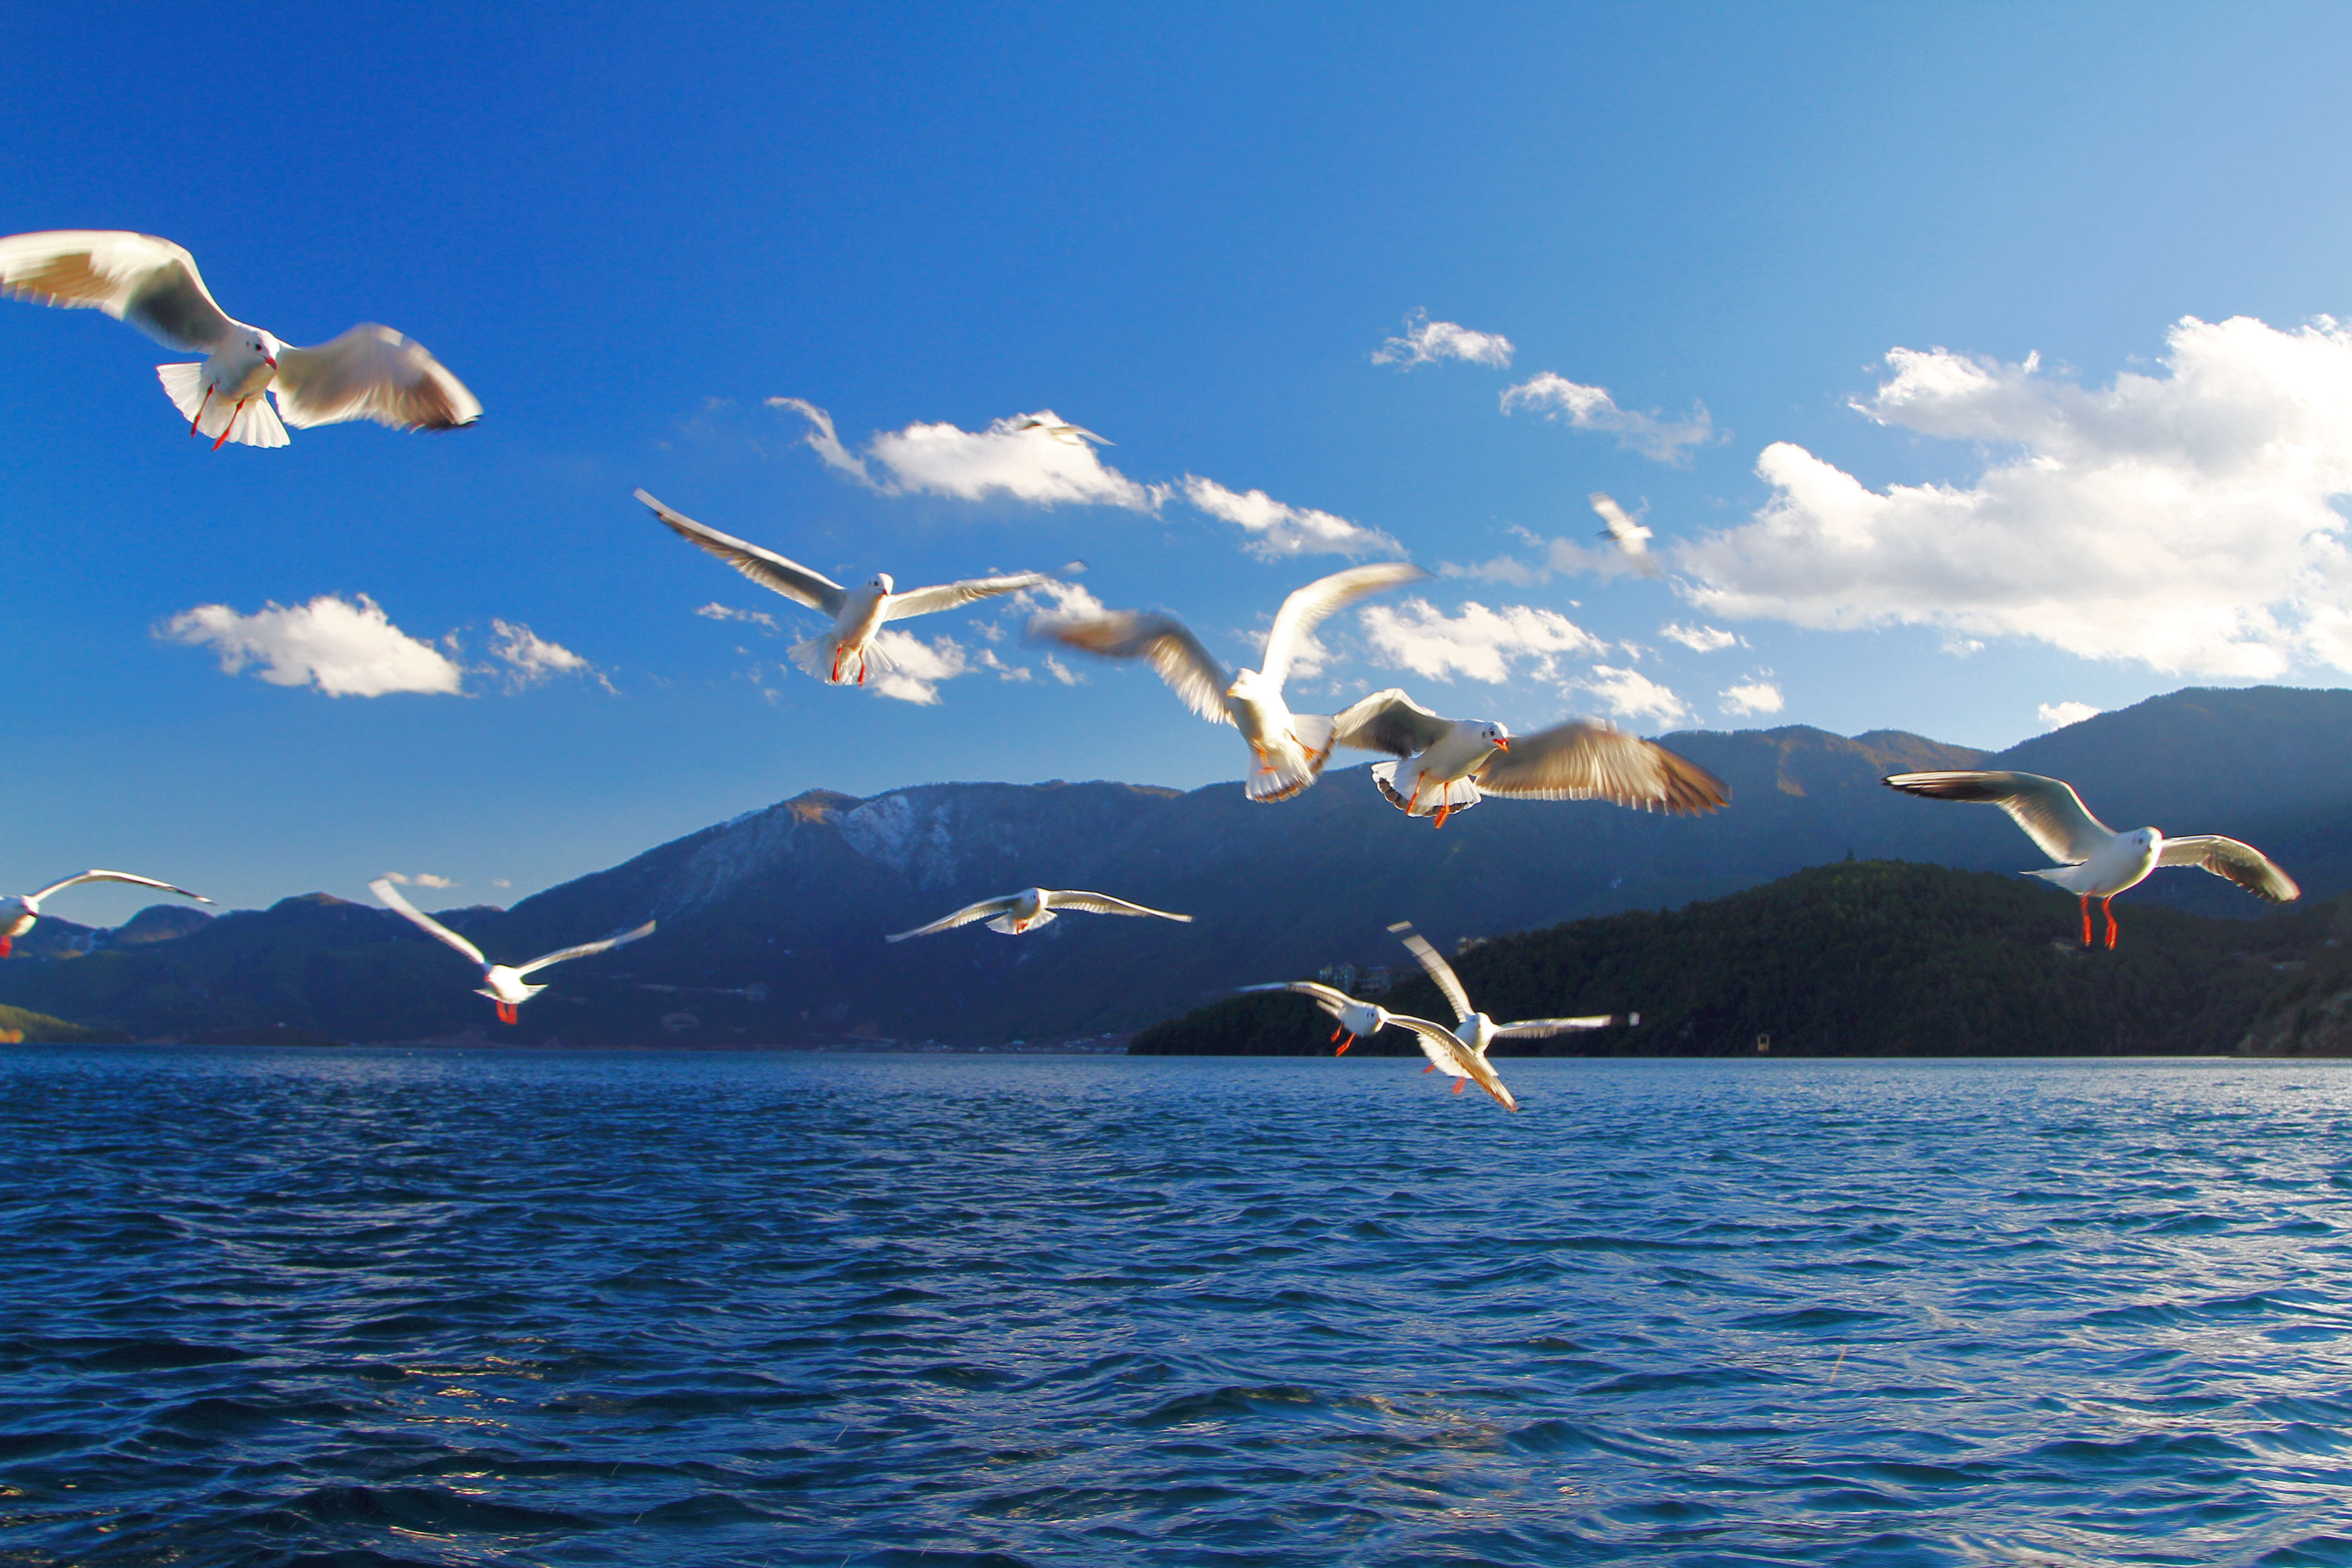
[773,399,1159,510]
[488,620,601,691]
[1679,316,2352,677]
[2039,700,2102,729]
[1718,679,1785,717]
[1043,654,1080,686]
[383,872,457,890]
[1372,308,1514,370]
[162,595,464,698]
[698,602,778,631]
[866,629,975,705]
[491,879,512,890]
[1182,476,1404,559]
[1501,371,1715,465]
[1660,622,1740,653]
[1442,521,1671,586]
[1580,666,1691,726]
[1361,598,1605,684]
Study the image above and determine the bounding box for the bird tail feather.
[1369,759,1479,815]
[790,632,892,685]
[155,364,290,447]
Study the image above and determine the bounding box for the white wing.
[885,573,1051,620]
[1478,720,1729,814]
[1017,418,1111,446]
[0,230,233,351]
[885,895,1022,942]
[1033,610,1233,725]
[1495,1014,1621,1038]
[1238,980,1357,1018]
[515,920,656,976]
[1391,1014,1519,1111]
[1261,562,1428,691]
[1882,771,2112,865]
[2158,835,2300,902]
[28,869,211,905]
[1330,688,1456,757]
[272,325,481,431]
[1388,920,1473,1026]
[637,490,847,615]
[1041,890,1192,921]
[370,878,486,967]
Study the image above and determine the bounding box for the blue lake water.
[4,1047,2350,1567]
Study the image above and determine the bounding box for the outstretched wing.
[886,573,1051,620]
[1477,720,1728,814]
[1238,980,1355,1017]
[1389,920,1473,1026]
[28,869,211,905]
[885,895,1021,943]
[1033,610,1232,725]
[1391,1014,1519,1111]
[1330,688,1455,757]
[1041,890,1192,922]
[369,878,487,967]
[1495,1014,1621,1038]
[273,325,481,430]
[516,920,656,976]
[1261,562,1428,690]
[0,230,233,351]
[636,490,846,615]
[1882,771,2110,865]
[2158,835,2300,902]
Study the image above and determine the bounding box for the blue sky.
[7,4,2352,920]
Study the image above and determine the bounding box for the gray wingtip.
[1386,920,1414,934]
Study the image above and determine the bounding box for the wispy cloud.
[697,602,778,631]
[161,595,464,698]
[1580,666,1690,726]
[1361,598,1605,684]
[488,620,607,692]
[1660,622,1740,653]
[381,872,457,890]
[1181,476,1403,560]
[2039,700,2101,729]
[1440,525,1649,585]
[1501,371,1715,465]
[772,399,1160,510]
[1372,308,1514,370]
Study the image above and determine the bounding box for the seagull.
[1591,492,1661,577]
[886,887,1192,941]
[1034,561,1430,802]
[369,878,653,1024]
[638,490,1049,687]
[1330,689,1730,827]
[0,870,211,958]
[1386,922,1635,1111]
[1236,979,1416,1054]
[0,230,480,449]
[1882,771,2300,948]
[1014,412,1111,447]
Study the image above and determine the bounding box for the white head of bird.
[869,573,895,595]
[212,327,281,396]
[1476,720,1511,754]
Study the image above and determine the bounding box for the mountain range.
[5,685,2348,1046]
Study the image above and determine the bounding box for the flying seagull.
[1881,770,2300,947]
[887,887,1191,941]
[1236,979,1418,1054]
[0,230,480,449]
[1,870,211,958]
[1591,492,1661,578]
[1034,561,1429,802]
[1330,688,1729,827]
[1386,921,1635,1111]
[637,489,1048,687]
[1014,412,1111,446]
[369,878,653,1024]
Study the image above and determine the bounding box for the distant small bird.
[1014,413,1111,446]
[637,489,1048,687]
[370,878,653,1024]
[1035,561,1429,802]
[886,887,1192,941]
[1386,921,1635,1111]
[0,870,211,958]
[1331,689,1730,827]
[0,230,480,448]
[1882,770,2300,947]
[1591,492,1661,577]
[1236,978,1413,1053]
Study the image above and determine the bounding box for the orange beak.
[1491,735,1511,751]
[264,356,278,369]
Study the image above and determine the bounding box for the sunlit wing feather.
[1330,688,1454,757]
[28,869,211,905]
[1041,890,1192,921]
[515,921,656,977]
[885,573,1051,620]
[885,896,1021,943]
[636,490,846,615]
[1034,610,1233,725]
[1260,562,1428,690]
[1477,721,1729,814]
[1495,1014,1619,1038]
[1881,771,2110,864]
[2158,835,2300,902]
[0,230,233,351]
[1388,920,1473,1025]
[1391,1014,1518,1111]
[369,878,487,968]
[273,325,481,430]
[1238,980,1355,1017]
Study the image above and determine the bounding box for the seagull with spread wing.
[1590,492,1662,577]
[1882,771,2300,948]
[886,887,1191,941]
[0,230,479,449]
[369,879,653,1024]
[1013,412,1111,447]
[1,871,211,958]
[1033,561,1429,802]
[1384,922,1636,1111]
[1328,689,1729,827]
[637,489,1049,687]
[1236,980,1418,1054]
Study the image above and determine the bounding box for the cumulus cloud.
[1180,476,1404,560]
[162,594,464,698]
[1501,372,1715,465]
[698,602,778,631]
[1580,666,1691,726]
[382,872,457,890]
[2039,700,2102,729]
[866,629,978,705]
[1372,308,1515,370]
[1679,316,2352,677]
[488,620,603,691]
[1361,598,1605,684]
[1718,679,1785,717]
[1661,622,1740,653]
[772,398,1160,510]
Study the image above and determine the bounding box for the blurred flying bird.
[1014,413,1111,446]
[886,887,1191,941]
[1385,922,1636,1111]
[370,878,652,1024]
[0,870,211,958]
[1591,492,1661,577]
